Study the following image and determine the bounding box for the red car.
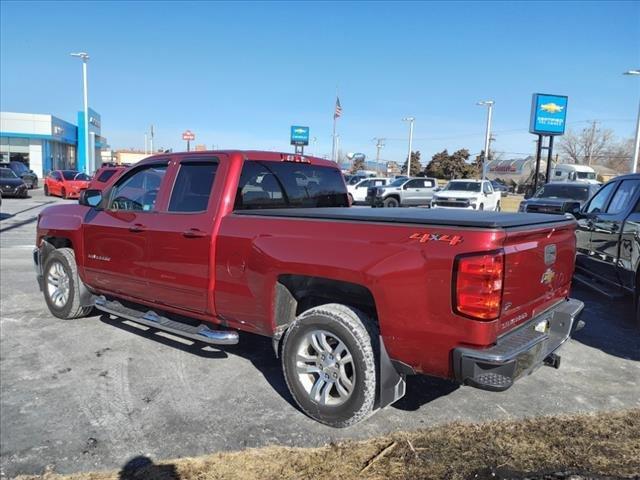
[44,170,91,199]
[33,151,584,427]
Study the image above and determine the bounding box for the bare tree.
[559,122,615,165]
[604,138,634,173]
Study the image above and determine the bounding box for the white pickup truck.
[431,179,501,211]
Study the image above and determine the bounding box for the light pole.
[402,117,415,176]
[477,100,494,180]
[624,70,640,174]
[70,52,90,174]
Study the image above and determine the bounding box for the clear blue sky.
[1,1,639,164]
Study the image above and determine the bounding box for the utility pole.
[402,118,415,176]
[587,121,597,166]
[373,137,385,174]
[477,100,495,180]
[70,52,90,174]
[623,70,640,173]
[149,125,155,154]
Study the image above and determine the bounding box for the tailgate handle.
[183,228,206,238]
[128,224,146,233]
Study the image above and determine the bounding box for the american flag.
[334,97,342,118]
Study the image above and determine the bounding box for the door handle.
[183,228,207,238]
[129,224,146,233]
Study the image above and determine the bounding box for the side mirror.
[79,189,103,208]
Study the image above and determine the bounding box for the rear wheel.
[281,304,378,428]
[43,248,92,320]
[383,197,399,208]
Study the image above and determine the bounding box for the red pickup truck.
[34,150,584,427]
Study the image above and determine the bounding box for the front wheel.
[383,197,399,208]
[44,185,49,196]
[43,248,93,319]
[281,304,378,428]
[495,202,501,212]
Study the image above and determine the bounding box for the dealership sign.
[182,130,195,141]
[529,93,568,135]
[290,126,310,146]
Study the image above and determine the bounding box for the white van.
[551,164,599,184]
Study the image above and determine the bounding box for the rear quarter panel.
[214,215,508,378]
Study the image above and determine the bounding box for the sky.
[1,0,639,165]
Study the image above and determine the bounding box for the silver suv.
[368,177,438,207]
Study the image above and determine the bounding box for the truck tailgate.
[498,220,577,335]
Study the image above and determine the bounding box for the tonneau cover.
[233,207,576,229]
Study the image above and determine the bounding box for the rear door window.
[235,160,348,210]
[169,162,218,212]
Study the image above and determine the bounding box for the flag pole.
[331,114,337,162]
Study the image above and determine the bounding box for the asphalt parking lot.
[1,189,638,478]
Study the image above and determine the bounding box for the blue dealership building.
[0,109,107,179]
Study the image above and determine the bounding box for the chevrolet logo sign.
[540,268,556,285]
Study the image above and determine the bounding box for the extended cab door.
[142,156,223,314]
[590,179,640,286]
[82,161,169,300]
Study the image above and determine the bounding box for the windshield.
[235,161,349,209]
[388,178,406,187]
[576,171,596,180]
[444,181,481,192]
[61,170,89,181]
[10,162,29,174]
[348,176,364,185]
[536,184,591,201]
[0,168,18,179]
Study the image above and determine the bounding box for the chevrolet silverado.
[34,150,584,427]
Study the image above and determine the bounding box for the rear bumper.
[452,298,584,391]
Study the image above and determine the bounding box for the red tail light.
[454,251,504,320]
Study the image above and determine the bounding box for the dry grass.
[17,409,640,480]
[501,194,524,212]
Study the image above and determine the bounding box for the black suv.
[519,182,601,216]
[7,161,38,189]
[574,174,640,325]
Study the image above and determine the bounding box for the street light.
[624,70,640,174]
[477,100,495,180]
[70,52,90,174]
[402,117,415,177]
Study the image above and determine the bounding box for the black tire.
[348,193,354,205]
[43,248,92,320]
[495,202,501,212]
[479,203,484,211]
[61,188,67,199]
[44,185,49,196]
[383,197,399,208]
[281,303,378,428]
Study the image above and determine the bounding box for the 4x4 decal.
[409,232,463,246]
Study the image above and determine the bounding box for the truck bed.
[234,207,575,229]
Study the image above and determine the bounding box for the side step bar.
[95,296,239,345]
[573,273,625,300]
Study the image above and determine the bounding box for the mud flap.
[376,336,406,409]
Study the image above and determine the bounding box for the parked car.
[88,165,127,191]
[347,177,389,204]
[33,150,584,427]
[6,161,38,189]
[518,182,601,216]
[368,176,437,207]
[490,179,510,196]
[574,173,640,325]
[44,170,91,199]
[432,179,501,211]
[0,167,28,198]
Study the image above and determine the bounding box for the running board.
[573,273,625,300]
[94,296,239,345]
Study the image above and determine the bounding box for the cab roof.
[139,150,339,169]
